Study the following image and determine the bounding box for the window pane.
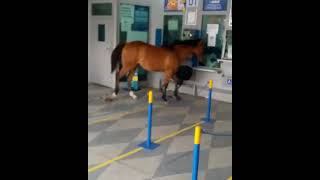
[224,30,232,59]
[201,15,226,68]
[98,24,105,42]
[92,3,112,16]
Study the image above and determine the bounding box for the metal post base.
[201,117,215,123]
[138,141,160,150]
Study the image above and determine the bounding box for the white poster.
[168,20,178,30]
[207,24,219,34]
[120,4,134,31]
[207,34,216,47]
[207,24,219,47]
[120,4,134,19]
[185,9,197,25]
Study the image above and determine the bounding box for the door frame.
[88,0,118,87]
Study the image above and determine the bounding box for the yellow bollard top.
[208,80,213,89]
[148,90,153,104]
[227,176,232,180]
[194,125,201,145]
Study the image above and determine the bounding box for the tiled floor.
[88,83,232,180]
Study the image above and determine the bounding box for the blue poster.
[203,0,228,11]
[132,5,149,31]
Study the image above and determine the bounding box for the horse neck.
[176,47,195,64]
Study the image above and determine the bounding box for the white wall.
[88,0,91,82]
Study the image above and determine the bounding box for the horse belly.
[139,49,166,72]
[140,60,164,72]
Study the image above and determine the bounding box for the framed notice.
[185,8,197,25]
[203,0,228,11]
[164,0,186,12]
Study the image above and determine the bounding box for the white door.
[89,0,117,88]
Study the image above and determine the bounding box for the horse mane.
[161,39,202,50]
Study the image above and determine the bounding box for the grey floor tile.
[88,166,108,180]
[152,149,209,178]
[120,139,173,160]
[88,128,143,146]
[205,167,232,180]
[88,121,116,133]
[134,125,180,142]
[216,112,232,121]
[208,147,232,169]
[153,114,185,127]
[167,134,212,155]
[211,135,232,148]
[96,162,150,180]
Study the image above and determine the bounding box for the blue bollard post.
[192,125,201,180]
[202,80,214,123]
[138,90,159,150]
[146,102,152,146]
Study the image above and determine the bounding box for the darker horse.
[110,39,204,101]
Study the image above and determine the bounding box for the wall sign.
[203,0,228,11]
[120,4,134,31]
[227,79,232,85]
[186,0,198,8]
[164,0,186,11]
[132,5,149,31]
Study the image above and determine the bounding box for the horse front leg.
[161,82,168,102]
[161,71,174,102]
[173,77,183,101]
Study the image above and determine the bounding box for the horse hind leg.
[173,76,182,101]
[161,71,174,102]
[112,71,120,97]
[112,66,131,98]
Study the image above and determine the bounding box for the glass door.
[119,3,150,81]
[163,15,183,47]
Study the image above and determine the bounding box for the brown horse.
[110,40,204,101]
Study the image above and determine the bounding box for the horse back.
[123,41,179,72]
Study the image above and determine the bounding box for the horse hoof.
[175,96,181,101]
[105,97,114,102]
[112,92,117,98]
[129,91,137,100]
[162,96,168,102]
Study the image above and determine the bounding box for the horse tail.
[111,43,126,73]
